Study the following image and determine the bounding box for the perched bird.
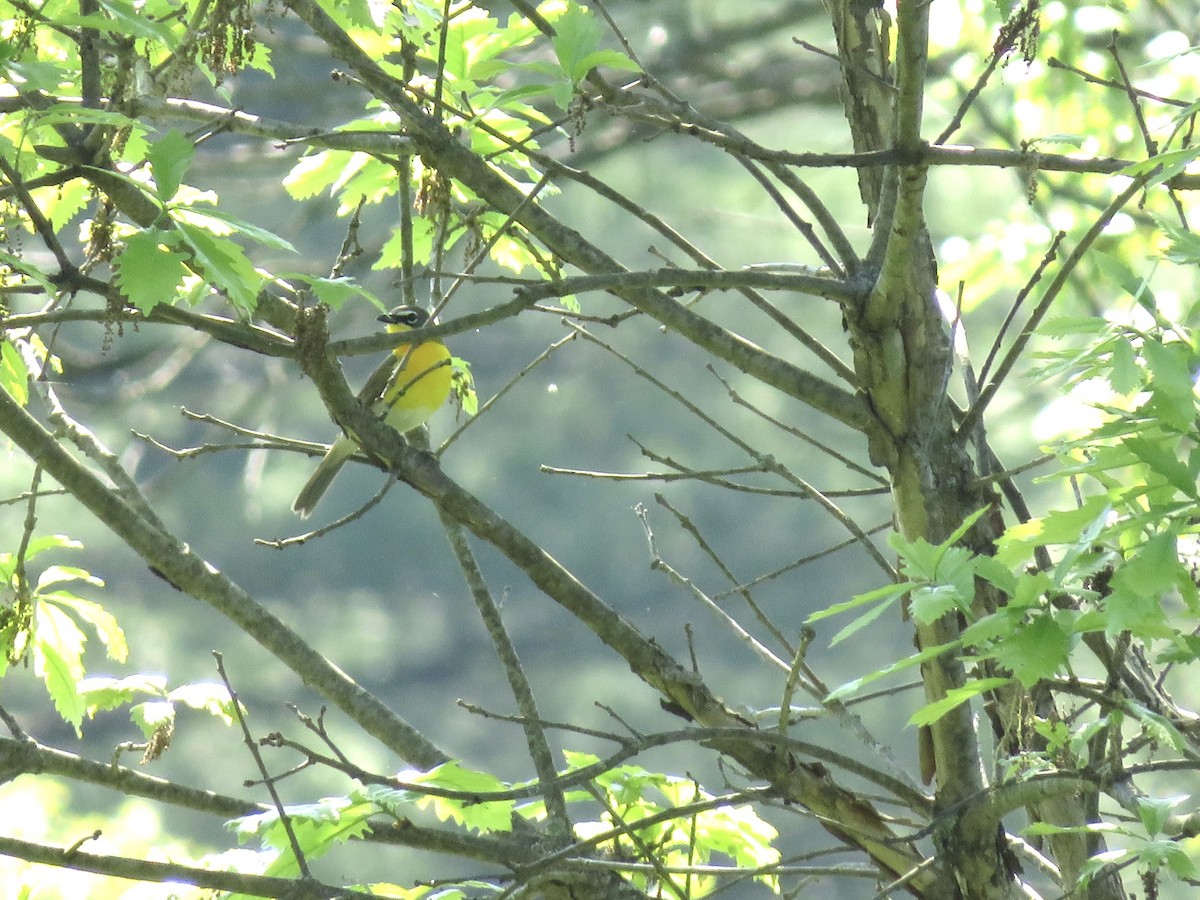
[292,305,452,518]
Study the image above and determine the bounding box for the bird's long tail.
[292,434,357,518]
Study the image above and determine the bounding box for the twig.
[707,365,885,484]
[436,507,572,842]
[256,474,399,548]
[655,492,795,657]
[634,503,801,680]
[213,651,312,879]
[457,701,630,746]
[438,331,576,455]
[712,521,892,599]
[976,231,1065,386]
[1106,32,1156,158]
[961,173,1153,438]
[778,628,816,766]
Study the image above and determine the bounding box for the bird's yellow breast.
[378,337,453,434]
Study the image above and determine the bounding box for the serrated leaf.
[1158,216,1200,266]
[909,677,1012,727]
[997,495,1112,566]
[1108,336,1140,394]
[1136,795,1184,837]
[551,1,638,84]
[282,150,346,200]
[47,595,127,663]
[115,230,190,314]
[1130,704,1188,752]
[1144,339,1199,430]
[33,602,87,734]
[960,609,1017,646]
[1,339,30,406]
[1093,251,1156,311]
[28,103,142,131]
[818,595,890,647]
[392,762,514,833]
[573,48,641,75]
[1124,435,1198,499]
[1119,146,1200,186]
[1105,532,1181,638]
[168,682,237,723]
[23,534,85,559]
[147,130,195,201]
[1038,316,1109,337]
[0,248,59,298]
[58,0,179,42]
[180,206,297,253]
[173,221,262,314]
[990,614,1069,686]
[259,799,375,878]
[36,565,103,591]
[807,580,911,624]
[281,275,381,311]
[908,583,968,624]
[131,699,176,739]
[825,641,958,703]
[79,673,168,716]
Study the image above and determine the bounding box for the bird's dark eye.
[380,307,428,327]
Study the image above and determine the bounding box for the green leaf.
[908,677,1012,727]
[168,682,237,724]
[1119,146,1200,186]
[826,593,898,647]
[1158,216,1200,266]
[180,206,297,254]
[1136,795,1184,838]
[1105,532,1181,638]
[78,674,169,716]
[1124,435,1198,499]
[987,613,1069,686]
[46,595,127,663]
[23,534,85,560]
[114,230,191,314]
[0,248,59,298]
[28,103,143,132]
[1108,335,1140,394]
[36,564,103,591]
[147,130,195,201]
[373,762,515,834]
[806,580,911,624]
[960,609,1017,646]
[281,275,380,311]
[173,221,263,314]
[1093,251,1156,311]
[1,339,30,406]
[908,583,968,624]
[282,150,352,200]
[33,602,87,734]
[1143,339,1198,430]
[1130,703,1188,752]
[825,641,959,703]
[58,0,179,42]
[551,1,639,84]
[997,495,1112,567]
[131,699,176,740]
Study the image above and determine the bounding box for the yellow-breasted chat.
[292,305,452,518]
